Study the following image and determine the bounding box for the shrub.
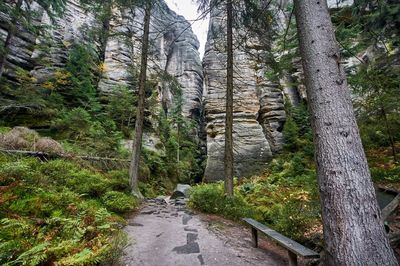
[52,108,92,140]
[189,182,255,220]
[107,170,130,192]
[52,108,123,157]
[238,169,320,242]
[371,166,400,182]
[101,191,137,214]
[66,170,109,197]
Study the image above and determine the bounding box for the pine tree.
[197,0,233,196]
[293,0,397,264]
[129,1,152,198]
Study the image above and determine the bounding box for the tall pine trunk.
[129,3,151,198]
[224,0,234,196]
[293,1,397,265]
[0,0,23,79]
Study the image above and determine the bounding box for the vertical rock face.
[0,2,42,81]
[98,2,203,120]
[1,0,203,120]
[31,0,98,82]
[202,5,286,181]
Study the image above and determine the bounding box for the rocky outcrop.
[31,0,98,83]
[202,5,286,181]
[0,3,42,81]
[1,1,203,120]
[97,2,203,120]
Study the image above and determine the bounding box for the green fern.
[4,243,49,266]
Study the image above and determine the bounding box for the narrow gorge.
[0,0,360,181]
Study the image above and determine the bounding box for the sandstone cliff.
[0,0,203,121]
[202,4,286,181]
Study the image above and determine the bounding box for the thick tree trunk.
[293,1,397,265]
[224,0,234,196]
[129,3,151,198]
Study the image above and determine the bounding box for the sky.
[164,0,209,58]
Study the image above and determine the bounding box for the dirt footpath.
[120,198,287,266]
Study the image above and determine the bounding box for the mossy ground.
[0,153,138,265]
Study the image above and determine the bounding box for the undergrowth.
[189,103,322,244]
[0,153,138,265]
[189,154,321,243]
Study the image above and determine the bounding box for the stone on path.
[170,184,191,199]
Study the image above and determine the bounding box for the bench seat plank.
[243,218,319,258]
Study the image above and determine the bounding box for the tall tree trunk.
[293,1,397,265]
[0,0,23,79]
[224,0,234,196]
[129,3,151,198]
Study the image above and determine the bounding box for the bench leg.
[251,227,258,248]
[288,250,298,266]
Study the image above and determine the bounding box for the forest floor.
[119,198,301,266]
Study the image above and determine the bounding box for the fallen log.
[0,149,130,164]
[382,194,400,222]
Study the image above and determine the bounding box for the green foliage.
[0,127,11,133]
[282,117,298,151]
[351,0,400,41]
[155,75,204,184]
[0,0,66,37]
[0,67,62,127]
[189,155,320,242]
[105,86,137,137]
[332,2,400,162]
[59,44,100,110]
[52,108,123,157]
[137,148,175,197]
[190,102,320,242]
[189,182,255,220]
[53,108,92,140]
[102,191,138,213]
[371,166,400,183]
[107,170,131,191]
[283,104,314,157]
[241,163,320,241]
[349,58,400,151]
[0,154,137,265]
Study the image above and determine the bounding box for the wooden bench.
[243,218,319,266]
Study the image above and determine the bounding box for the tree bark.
[129,3,151,198]
[293,1,397,265]
[0,0,23,79]
[224,0,234,196]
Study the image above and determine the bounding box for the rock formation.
[202,4,286,181]
[0,0,203,121]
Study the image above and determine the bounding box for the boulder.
[170,184,191,199]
